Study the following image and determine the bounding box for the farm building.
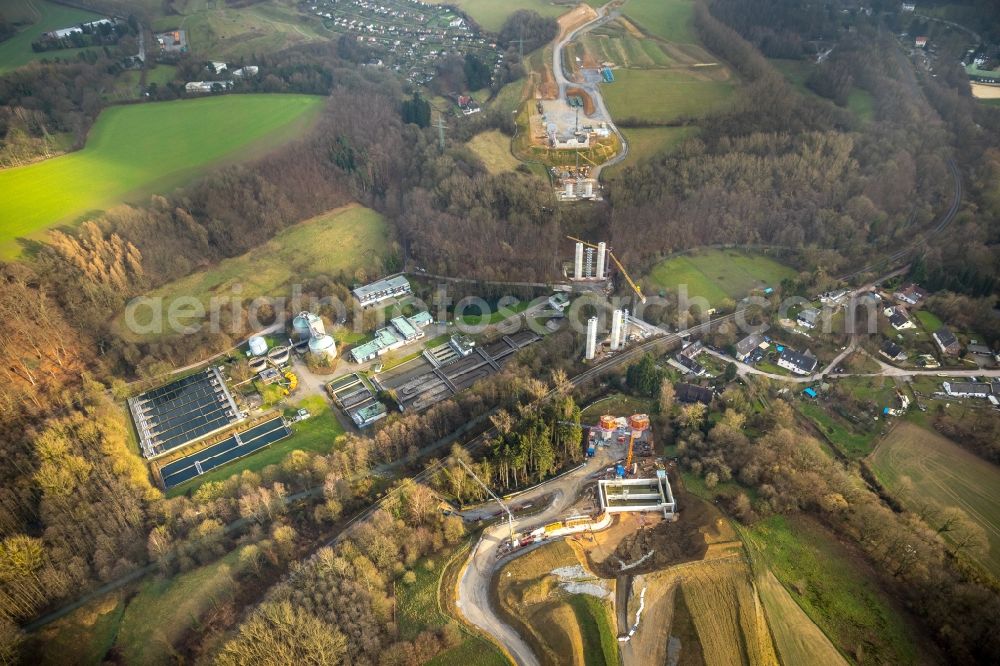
[232,66,259,78]
[46,18,115,39]
[156,30,187,52]
[942,382,999,405]
[185,81,233,94]
[777,348,818,375]
[353,275,411,307]
[933,327,960,355]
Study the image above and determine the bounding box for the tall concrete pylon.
[610,309,624,350]
[574,242,584,279]
[586,317,598,360]
[596,242,607,279]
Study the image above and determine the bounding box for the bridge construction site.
[491,412,675,559]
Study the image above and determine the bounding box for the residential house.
[735,332,766,362]
[915,36,928,48]
[674,383,713,405]
[894,284,927,305]
[884,307,915,330]
[777,348,818,375]
[932,327,960,355]
[901,3,915,12]
[797,308,820,329]
[672,353,706,377]
[880,340,906,362]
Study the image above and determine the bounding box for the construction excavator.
[566,235,646,303]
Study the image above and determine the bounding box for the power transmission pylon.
[434,114,448,152]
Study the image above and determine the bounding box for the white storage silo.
[308,334,337,362]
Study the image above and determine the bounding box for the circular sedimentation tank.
[248,356,267,372]
[267,345,290,365]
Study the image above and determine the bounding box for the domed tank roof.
[293,311,325,339]
[308,334,336,354]
[248,336,268,356]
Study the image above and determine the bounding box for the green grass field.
[427,638,511,666]
[769,58,874,122]
[424,0,567,32]
[846,88,875,122]
[612,126,695,172]
[467,130,520,173]
[118,204,387,341]
[797,401,877,459]
[166,395,345,497]
[870,421,1000,578]
[0,93,324,259]
[565,595,618,666]
[914,309,944,332]
[27,592,125,665]
[623,0,697,43]
[178,0,329,60]
[603,68,733,124]
[646,249,796,306]
[741,514,921,664]
[0,0,103,74]
[115,549,246,664]
[399,544,510,665]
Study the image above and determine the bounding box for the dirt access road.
[456,445,623,666]
[551,1,629,178]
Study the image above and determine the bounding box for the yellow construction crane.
[566,235,646,303]
[625,430,637,470]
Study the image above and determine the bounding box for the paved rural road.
[551,1,630,179]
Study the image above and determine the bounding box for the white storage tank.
[308,334,337,361]
[248,336,268,356]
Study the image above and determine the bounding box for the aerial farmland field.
[0,0,103,74]
[114,204,388,342]
[424,0,571,32]
[0,93,324,259]
[646,249,796,305]
[870,421,1000,577]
